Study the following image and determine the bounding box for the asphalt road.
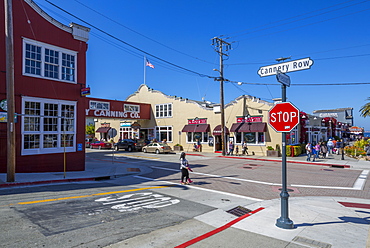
[0,150,368,248]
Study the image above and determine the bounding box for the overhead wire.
[73,0,217,66]
[44,0,216,80]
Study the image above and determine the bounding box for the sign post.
[263,57,312,229]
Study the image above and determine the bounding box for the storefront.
[230,116,267,146]
[86,97,151,142]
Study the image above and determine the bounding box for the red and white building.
[0,0,90,172]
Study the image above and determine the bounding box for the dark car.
[89,140,112,149]
[114,139,141,152]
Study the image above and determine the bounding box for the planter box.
[266,150,280,157]
[173,146,183,151]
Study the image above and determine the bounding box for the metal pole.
[276,84,294,229]
[220,50,226,156]
[5,0,16,182]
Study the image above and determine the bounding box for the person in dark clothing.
[180,152,190,185]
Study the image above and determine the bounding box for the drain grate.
[226,206,252,217]
[127,168,141,172]
[293,236,331,248]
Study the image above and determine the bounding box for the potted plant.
[266,145,280,157]
[173,144,183,151]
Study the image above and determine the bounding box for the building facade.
[0,0,90,172]
[123,84,284,155]
[86,97,151,141]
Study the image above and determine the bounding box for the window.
[186,132,209,143]
[89,100,110,110]
[124,104,140,112]
[155,103,172,118]
[22,97,76,155]
[233,132,265,145]
[155,126,172,142]
[23,38,77,83]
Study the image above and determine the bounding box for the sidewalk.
[1,153,369,247]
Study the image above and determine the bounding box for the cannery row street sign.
[258,57,314,77]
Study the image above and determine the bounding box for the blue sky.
[35,0,370,130]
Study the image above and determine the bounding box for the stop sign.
[268,102,300,132]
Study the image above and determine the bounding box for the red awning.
[230,123,243,132]
[182,124,210,133]
[212,125,230,136]
[238,122,267,132]
[96,127,111,133]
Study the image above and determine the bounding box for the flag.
[146,59,155,69]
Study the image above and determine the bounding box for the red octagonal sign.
[268,102,300,132]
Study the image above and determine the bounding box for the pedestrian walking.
[179,152,190,185]
[228,141,234,155]
[320,142,328,158]
[314,142,320,159]
[365,144,370,160]
[235,145,239,156]
[305,142,312,161]
[327,139,334,154]
[242,141,248,155]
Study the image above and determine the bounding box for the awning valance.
[230,122,267,133]
[182,124,210,133]
[230,123,243,132]
[96,127,111,133]
[212,125,230,136]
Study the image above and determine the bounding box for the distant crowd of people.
[305,138,345,162]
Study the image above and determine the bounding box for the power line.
[230,81,370,86]
[73,0,217,65]
[44,0,215,80]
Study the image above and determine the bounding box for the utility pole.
[212,37,231,156]
[5,0,16,182]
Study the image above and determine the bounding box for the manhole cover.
[321,169,333,171]
[243,166,253,169]
[226,206,252,217]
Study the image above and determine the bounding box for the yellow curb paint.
[4,185,172,206]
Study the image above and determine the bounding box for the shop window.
[155,126,172,142]
[155,103,172,118]
[241,132,265,145]
[186,132,209,143]
[90,100,109,110]
[23,38,76,83]
[22,97,76,155]
[124,104,140,112]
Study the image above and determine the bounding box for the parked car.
[114,139,141,152]
[142,142,172,154]
[89,140,112,149]
[85,138,93,148]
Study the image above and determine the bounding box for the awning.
[182,124,210,133]
[212,125,230,136]
[96,127,111,133]
[238,122,267,132]
[231,123,267,132]
[230,123,243,132]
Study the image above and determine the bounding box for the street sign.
[276,72,291,87]
[258,57,314,77]
[268,102,300,132]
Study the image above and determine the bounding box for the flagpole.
[143,56,146,85]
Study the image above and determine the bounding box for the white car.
[142,142,172,154]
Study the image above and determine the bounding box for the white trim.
[21,96,77,155]
[22,38,78,84]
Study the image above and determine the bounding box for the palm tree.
[360,97,370,117]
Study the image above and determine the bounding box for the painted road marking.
[150,166,368,191]
[96,192,180,212]
[135,175,263,201]
[174,207,265,248]
[2,185,172,207]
